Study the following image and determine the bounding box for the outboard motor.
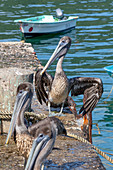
[56,8,64,20]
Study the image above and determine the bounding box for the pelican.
[5,82,67,168]
[35,36,103,117]
[25,121,56,170]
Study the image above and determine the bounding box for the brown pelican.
[25,121,57,170]
[5,82,67,168]
[35,36,103,117]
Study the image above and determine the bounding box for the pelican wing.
[35,67,53,104]
[28,117,67,138]
[69,77,103,116]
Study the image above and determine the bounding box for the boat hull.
[23,26,76,38]
[15,15,78,38]
[104,65,113,78]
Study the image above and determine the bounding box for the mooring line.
[104,85,113,103]
[103,162,113,167]
[0,110,47,120]
[67,132,113,164]
[1,110,113,164]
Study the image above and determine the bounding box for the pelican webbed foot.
[48,112,57,117]
[48,112,66,117]
[48,102,66,117]
[55,112,66,117]
[48,110,66,117]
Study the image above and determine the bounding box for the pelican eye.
[19,90,23,94]
[38,133,44,138]
[62,40,66,44]
[62,40,65,43]
[60,40,66,47]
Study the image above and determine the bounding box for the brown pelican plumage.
[35,36,103,117]
[25,122,57,170]
[5,82,67,168]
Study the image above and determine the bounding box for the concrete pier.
[0,41,105,169]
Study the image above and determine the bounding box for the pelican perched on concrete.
[25,121,57,170]
[35,36,103,117]
[5,82,67,168]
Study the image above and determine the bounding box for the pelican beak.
[40,37,70,75]
[5,90,31,145]
[25,135,50,170]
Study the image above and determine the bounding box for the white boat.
[14,9,79,37]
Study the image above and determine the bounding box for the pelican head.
[25,123,56,170]
[40,36,71,75]
[5,82,34,145]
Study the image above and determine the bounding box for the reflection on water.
[0,0,113,169]
[23,29,76,44]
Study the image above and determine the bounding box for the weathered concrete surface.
[0,42,105,169]
[0,67,34,134]
[0,41,39,134]
[0,67,33,111]
[0,41,39,69]
[0,134,105,170]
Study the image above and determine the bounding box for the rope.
[92,123,101,134]
[103,162,113,167]
[0,110,47,120]
[67,132,113,164]
[1,110,113,164]
[103,152,113,156]
[104,85,113,103]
